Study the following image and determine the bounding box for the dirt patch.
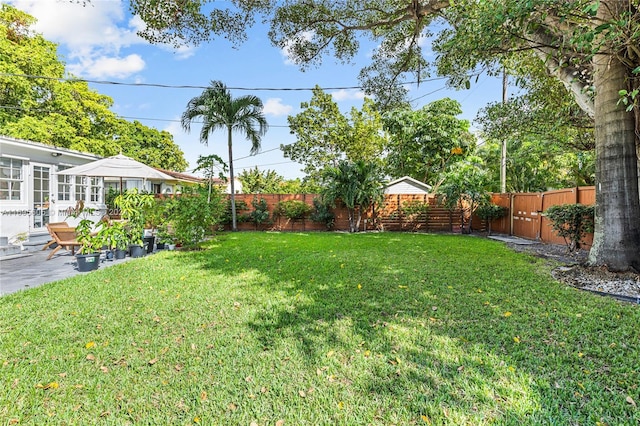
[505,240,640,303]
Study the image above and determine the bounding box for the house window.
[0,157,23,201]
[75,176,87,201]
[57,166,72,201]
[153,183,162,194]
[90,177,101,202]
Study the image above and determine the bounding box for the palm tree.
[181,81,268,231]
[321,160,384,232]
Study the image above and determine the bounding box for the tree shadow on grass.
[172,232,640,424]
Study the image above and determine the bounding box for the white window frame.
[0,156,24,201]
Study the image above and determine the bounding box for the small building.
[0,136,197,242]
[384,176,432,195]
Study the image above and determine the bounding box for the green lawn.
[1,232,638,425]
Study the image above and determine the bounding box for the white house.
[0,136,196,242]
[384,176,432,195]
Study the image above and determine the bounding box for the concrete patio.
[0,243,136,296]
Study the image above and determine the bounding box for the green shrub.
[248,197,271,229]
[221,199,249,225]
[164,186,225,249]
[273,199,311,221]
[545,203,594,251]
[475,204,508,235]
[309,198,335,230]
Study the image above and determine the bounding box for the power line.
[0,72,451,91]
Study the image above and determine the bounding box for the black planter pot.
[143,236,155,254]
[129,244,145,258]
[105,250,114,260]
[156,242,166,250]
[114,249,127,259]
[77,253,101,272]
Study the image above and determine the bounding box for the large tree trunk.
[588,0,640,271]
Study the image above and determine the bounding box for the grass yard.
[1,232,639,425]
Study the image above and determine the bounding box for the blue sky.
[9,0,504,179]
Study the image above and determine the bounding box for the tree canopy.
[0,4,188,171]
[383,98,474,188]
[284,87,385,187]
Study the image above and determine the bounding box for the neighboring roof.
[155,168,203,184]
[0,135,102,161]
[384,176,433,194]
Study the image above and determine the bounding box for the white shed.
[384,176,432,195]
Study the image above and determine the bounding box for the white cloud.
[7,0,176,78]
[331,89,365,101]
[68,54,145,79]
[263,98,293,117]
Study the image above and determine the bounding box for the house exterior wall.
[0,136,105,240]
[384,181,430,195]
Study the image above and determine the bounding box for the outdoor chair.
[41,221,71,251]
[45,223,82,260]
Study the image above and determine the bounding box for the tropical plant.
[96,220,128,251]
[309,198,335,230]
[273,200,311,222]
[248,197,271,229]
[321,160,384,233]
[283,88,385,188]
[400,200,430,231]
[238,168,285,194]
[475,204,508,236]
[113,189,154,247]
[193,154,228,203]
[545,204,595,252]
[181,80,268,231]
[438,157,491,233]
[66,201,101,255]
[382,99,475,188]
[162,186,225,249]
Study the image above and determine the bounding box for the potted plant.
[114,189,154,258]
[96,220,128,260]
[68,202,102,272]
[155,223,174,250]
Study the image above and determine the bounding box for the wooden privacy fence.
[227,193,463,232]
[227,186,596,246]
[487,186,595,247]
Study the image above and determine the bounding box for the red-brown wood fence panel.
[225,186,595,245]
[489,186,595,247]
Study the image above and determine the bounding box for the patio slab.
[0,246,136,296]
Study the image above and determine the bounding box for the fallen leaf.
[364,350,371,357]
[260,386,267,393]
[337,401,344,409]
[228,402,237,411]
[85,341,95,349]
[86,354,95,361]
[503,311,512,317]
[457,366,465,372]
[245,376,253,382]
[276,420,285,426]
[626,396,637,408]
[200,391,208,401]
[357,284,362,290]
[250,422,258,426]
[421,415,431,424]
[148,358,158,365]
[513,337,521,343]
[299,390,306,398]
[58,372,67,378]
[326,350,335,358]
[175,364,183,371]
[100,366,109,373]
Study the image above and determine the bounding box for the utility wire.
[0,72,451,91]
